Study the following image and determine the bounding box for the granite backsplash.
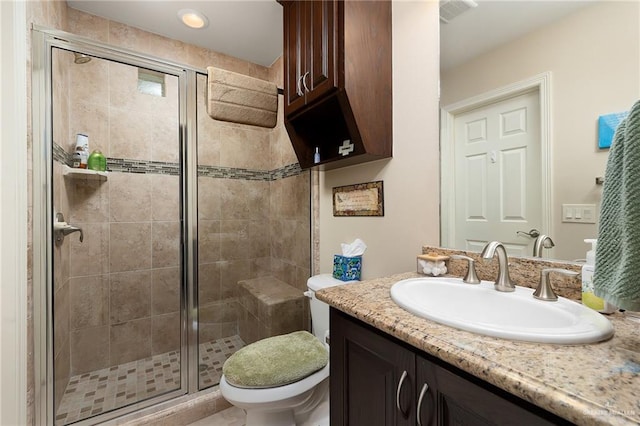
[422,246,582,301]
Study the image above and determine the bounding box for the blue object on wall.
[598,111,628,149]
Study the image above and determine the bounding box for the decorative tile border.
[107,157,179,176]
[53,142,71,165]
[197,165,270,181]
[197,163,303,181]
[271,163,303,180]
[53,143,305,181]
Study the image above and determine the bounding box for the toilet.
[219,274,350,426]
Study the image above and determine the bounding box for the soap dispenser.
[581,239,616,313]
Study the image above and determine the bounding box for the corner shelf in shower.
[63,165,108,181]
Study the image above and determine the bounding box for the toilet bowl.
[220,364,330,426]
[219,274,351,426]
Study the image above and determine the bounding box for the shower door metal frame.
[32,27,202,426]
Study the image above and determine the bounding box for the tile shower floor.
[55,335,245,425]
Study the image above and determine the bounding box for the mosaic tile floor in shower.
[55,335,245,425]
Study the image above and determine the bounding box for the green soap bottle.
[88,150,107,172]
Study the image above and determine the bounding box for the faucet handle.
[533,268,579,301]
[450,255,480,284]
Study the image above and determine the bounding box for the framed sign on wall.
[332,181,384,217]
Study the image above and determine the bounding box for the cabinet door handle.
[396,370,408,417]
[296,74,303,97]
[302,71,310,93]
[416,383,429,426]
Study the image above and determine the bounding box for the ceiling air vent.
[439,0,478,24]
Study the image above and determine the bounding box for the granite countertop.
[317,272,640,426]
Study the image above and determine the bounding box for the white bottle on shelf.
[72,133,89,168]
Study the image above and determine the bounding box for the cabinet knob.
[302,71,310,92]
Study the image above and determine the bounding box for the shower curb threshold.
[99,387,231,426]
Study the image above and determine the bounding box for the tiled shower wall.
[38,2,311,418]
[267,57,312,324]
[196,63,311,345]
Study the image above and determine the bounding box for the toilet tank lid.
[307,273,355,292]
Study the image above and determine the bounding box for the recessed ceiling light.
[178,9,209,29]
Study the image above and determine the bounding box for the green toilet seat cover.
[222,331,328,389]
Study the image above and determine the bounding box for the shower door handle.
[54,212,83,246]
[61,226,83,241]
[54,224,84,246]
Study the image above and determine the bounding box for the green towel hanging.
[594,99,640,311]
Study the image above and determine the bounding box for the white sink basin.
[390,277,614,344]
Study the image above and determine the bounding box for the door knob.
[516,228,540,238]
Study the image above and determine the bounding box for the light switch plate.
[562,204,597,224]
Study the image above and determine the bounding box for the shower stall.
[32,28,311,425]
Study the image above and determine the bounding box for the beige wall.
[441,1,640,260]
[318,1,441,278]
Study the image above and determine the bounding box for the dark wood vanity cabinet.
[279,0,392,170]
[330,308,572,426]
[330,307,415,425]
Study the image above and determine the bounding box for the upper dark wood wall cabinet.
[279,0,392,170]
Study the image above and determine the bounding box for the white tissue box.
[333,255,362,281]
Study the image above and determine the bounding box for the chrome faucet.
[533,268,579,301]
[533,235,555,257]
[450,254,480,284]
[481,241,516,292]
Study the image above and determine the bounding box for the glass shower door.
[50,47,184,425]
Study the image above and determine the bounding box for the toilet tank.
[305,274,354,343]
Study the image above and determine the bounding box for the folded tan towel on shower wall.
[207,67,278,128]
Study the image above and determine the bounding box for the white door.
[452,90,541,257]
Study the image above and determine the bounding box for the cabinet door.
[283,0,338,117]
[283,0,307,113]
[330,309,415,426]
[416,355,561,426]
[305,0,338,105]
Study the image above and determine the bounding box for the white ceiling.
[66,0,284,67]
[440,0,595,71]
[67,0,595,70]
